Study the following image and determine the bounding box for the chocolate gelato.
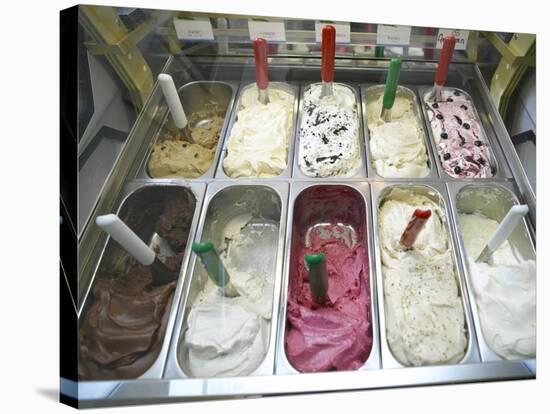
[78,186,195,380]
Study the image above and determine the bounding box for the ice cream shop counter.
[62,6,536,408]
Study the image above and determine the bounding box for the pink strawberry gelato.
[285,185,372,372]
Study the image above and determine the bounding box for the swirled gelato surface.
[366,88,429,178]
[223,85,294,177]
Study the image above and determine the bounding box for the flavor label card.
[248,19,286,42]
[376,24,411,46]
[436,29,470,50]
[173,16,214,41]
[315,21,351,43]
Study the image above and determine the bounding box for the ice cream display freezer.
[64,13,536,407]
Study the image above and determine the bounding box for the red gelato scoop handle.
[321,25,336,83]
[400,209,432,248]
[435,36,456,86]
[254,38,269,90]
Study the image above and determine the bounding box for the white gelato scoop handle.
[476,205,529,263]
[158,74,188,129]
[96,214,155,266]
[486,205,529,251]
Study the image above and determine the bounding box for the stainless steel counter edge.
[76,181,207,399]
[164,180,289,379]
[370,181,480,369]
[214,81,299,179]
[445,181,537,365]
[360,84,439,180]
[417,84,513,181]
[136,80,240,180]
[275,181,381,374]
[292,82,368,180]
[79,361,532,406]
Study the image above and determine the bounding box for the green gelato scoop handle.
[192,242,237,296]
[305,253,328,301]
[382,58,402,110]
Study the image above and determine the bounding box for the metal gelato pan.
[165,181,288,378]
[447,182,536,365]
[138,81,237,180]
[361,84,438,180]
[215,82,299,179]
[77,182,204,394]
[371,182,479,369]
[418,85,511,180]
[276,182,380,374]
[293,82,367,180]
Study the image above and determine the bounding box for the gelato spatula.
[400,209,432,248]
[381,58,402,122]
[429,36,456,101]
[254,38,270,105]
[320,25,336,98]
[158,73,188,129]
[305,253,328,301]
[476,205,529,263]
[96,214,176,285]
[192,241,239,297]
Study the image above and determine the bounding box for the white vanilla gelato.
[458,213,536,360]
[222,85,294,177]
[183,214,276,377]
[366,88,429,178]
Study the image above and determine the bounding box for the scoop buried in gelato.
[399,208,432,248]
[378,187,467,366]
[304,253,329,301]
[458,212,535,360]
[191,241,239,297]
[285,185,372,372]
[78,186,196,380]
[298,84,361,177]
[222,85,294,177]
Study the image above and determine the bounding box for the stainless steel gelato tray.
[293,82,367,180]
[136,81,238,180]
[446,182,536,365]
[361,84,439,180]
[417,85,512,180]
[215,82,299,179]
[165,181,289,378]
[275,181,380,374]
[370,182,480,369]
[76,182,205,400]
